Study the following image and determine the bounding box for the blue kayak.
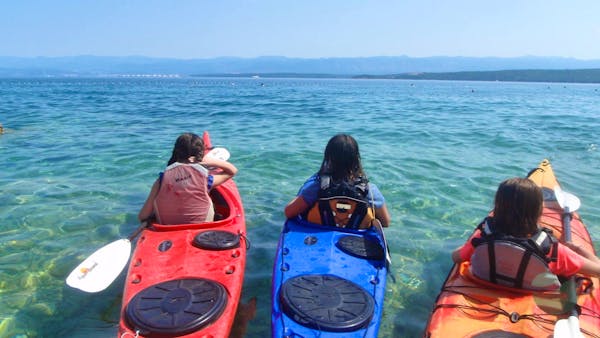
[271,217,389,337]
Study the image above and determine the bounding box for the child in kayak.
[452,177,600,283]
[138,132,237,224]
[285,134,391,228]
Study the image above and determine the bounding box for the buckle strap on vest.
[487,241,496,284]
[311,174,373,229]
[515,251,532,289]
[470,218,561,291]
[474,217,556,262]
[320,175,331,189]
[472,217,559,288]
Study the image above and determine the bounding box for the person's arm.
[284,196,310,219]
[564,242,600,277]
[284,175,320,219]
[578,257,600,277]
[451,230,481,264]
[375,203,391,227]
[202,158,238,188]
[138,179,160,222]
[368,184,391,227]
[451,246,465,263]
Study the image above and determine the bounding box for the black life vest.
[469,217,560,291]
[305,175,375,229]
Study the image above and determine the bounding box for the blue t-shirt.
[297,174,386,208]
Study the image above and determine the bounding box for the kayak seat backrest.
[470,240,561,291]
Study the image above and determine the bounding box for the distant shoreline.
[3,69,600,84]
[197,69,600,84]
[353,68,600,84]
[3,55,600,83]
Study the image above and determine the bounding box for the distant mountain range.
[2,55,600,82]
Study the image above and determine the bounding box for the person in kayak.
[284,134,391,228]
[452,177,600,289]
[138,132,237,224]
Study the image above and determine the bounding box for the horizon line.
[1,54,599,61]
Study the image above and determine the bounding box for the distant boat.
[251,75,260,79]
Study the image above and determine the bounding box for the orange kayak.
[424,159,600,337]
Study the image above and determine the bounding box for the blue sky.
[2,0,600,59]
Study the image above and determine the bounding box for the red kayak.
[118,132,247,338]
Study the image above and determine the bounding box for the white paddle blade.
[554,186,581,212]
[567,316,584,338]
[563,192,581,212]
[554,318,569,338]
[205,147,230,161]
[554,316,584,338]
[66,239,132,293]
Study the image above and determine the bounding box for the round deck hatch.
[125,278,227,336]
[279,274,374,332]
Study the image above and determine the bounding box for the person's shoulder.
[298,173,319,186]
[299,173,320,192]
[306,173,320,182]
[367,182,382,193]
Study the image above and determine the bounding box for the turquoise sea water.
[1,78,599,337]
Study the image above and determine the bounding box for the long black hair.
[167,133,205,166]
[492,177,543,237]
[318,134,366,182]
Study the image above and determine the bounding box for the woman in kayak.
[138,132,237,224]
[284,133,391,228]
[452,177,600,281]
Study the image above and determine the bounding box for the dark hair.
[318,134,366,181]
[493,177,543,237]
[167,133,205,165]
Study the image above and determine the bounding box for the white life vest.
[153,163,213,224]
[470,218,560,291]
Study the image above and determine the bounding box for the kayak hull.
[118,132,246,338]
[424,159,600,337]
[271,218,388,337]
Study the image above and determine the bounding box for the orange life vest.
[306,175,375,229]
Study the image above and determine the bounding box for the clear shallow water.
[1,78,599,337]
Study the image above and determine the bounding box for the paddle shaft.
[128,221,148,241]
[561,206,578,316]
[563,206,572,242]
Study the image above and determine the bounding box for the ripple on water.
[1,78,599,337]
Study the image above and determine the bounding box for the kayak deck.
[424,159,600,337]
[271,218,388,337]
